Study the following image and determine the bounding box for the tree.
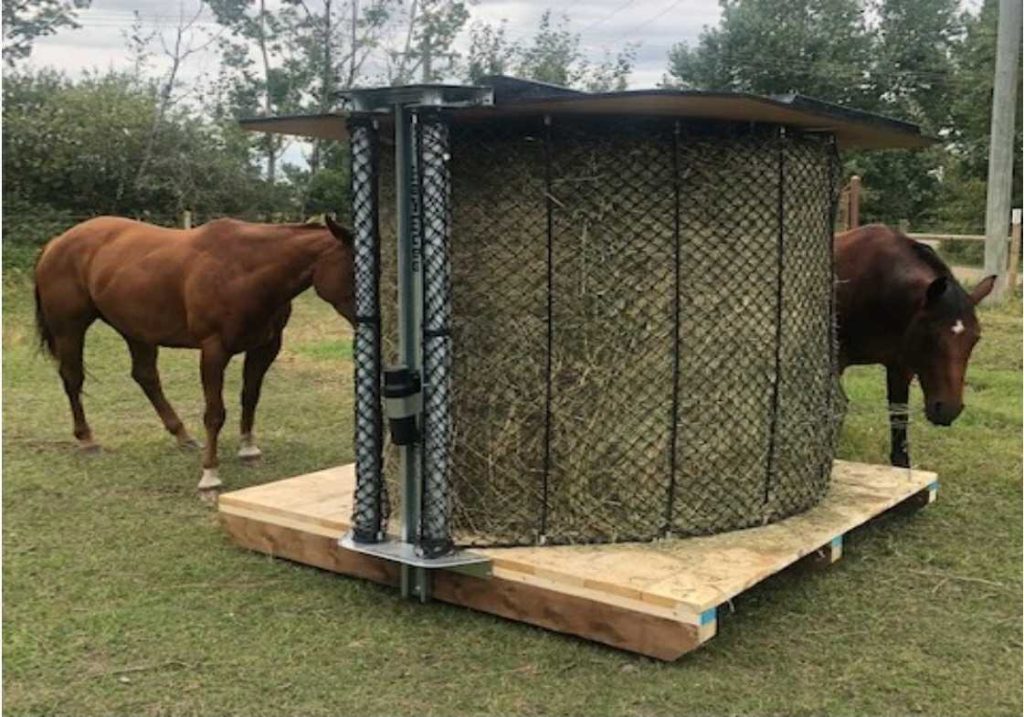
[661,0,1013,229]
[2,0,90,65]
[829,0,962,230]
[666,0,874,108]
[387,0,470,84]
[464,20,517,83]
[516,11,581,87]
[207,0,310,182]
[208,0,397,185]
[870,0,960,132]
[464,12,635,91]
[133,4,224,202]
[933,0,1022,239]
[1,69,273,224]
[946,0,1022,185]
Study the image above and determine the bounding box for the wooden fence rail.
[837,178,1022,291]
[906,233,991,243]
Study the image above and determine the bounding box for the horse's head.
[904,273,995,425]
[312,215,356,325]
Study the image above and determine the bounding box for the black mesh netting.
[370,113,845,549]
[418,113,455,556]
[348,118,388,543]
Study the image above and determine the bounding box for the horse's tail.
[34,254,57,359]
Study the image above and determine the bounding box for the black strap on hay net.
[373,113,845,549]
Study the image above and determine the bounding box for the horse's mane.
[246,220,323,230]
[903,233,977,316]
[907,237,953,278]
[269,219,335,234]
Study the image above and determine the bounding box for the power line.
[576,0,641,35]
[618,0,691,38]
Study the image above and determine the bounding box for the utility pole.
[421,27,432,82]
[324,0,332,108]
[419,0,434,82]
[983,0,1022,302]
[349,0,357,86]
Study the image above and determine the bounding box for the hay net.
[365,112,846,549]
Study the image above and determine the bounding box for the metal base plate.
[339,534,492,577]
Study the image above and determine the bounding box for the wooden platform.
[219,461,938,660]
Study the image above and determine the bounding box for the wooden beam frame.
[219,461,938,660]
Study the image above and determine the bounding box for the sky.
[26,0,724,90]
[23,0,983,171]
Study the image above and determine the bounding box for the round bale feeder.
[220,77,940,660]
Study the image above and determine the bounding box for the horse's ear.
[325,214,353,247]
[969,274,997,305]
[925,276,949,306]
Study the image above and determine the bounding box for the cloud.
[462,0,720,87]
[25,0,721,89]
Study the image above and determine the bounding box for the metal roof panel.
[239,79,933,150]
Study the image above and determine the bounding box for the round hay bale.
[377,115,843,546]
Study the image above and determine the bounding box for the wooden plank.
[220,512,400,587]
[472,461,936,614]
[220,461,935,615]
[907,232,1008,244]
[793,535,843,571]
[848,175,861,229]
[431,571,701,661]
[220,511,698,659]
[218,460,937,660]
[891,482,939,515]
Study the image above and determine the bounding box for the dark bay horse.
[34,215,355,494]
[835,224,996,467]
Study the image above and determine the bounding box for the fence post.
[1006,209,1022,293]
[181,210,192,230]
[848,175,861,229]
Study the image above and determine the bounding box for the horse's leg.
[54,327,98,452]
[197,340,230,496]
[238,332,283,463]
[125,338,198,449]
[886,365,912,468]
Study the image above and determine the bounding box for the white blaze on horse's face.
[951,319,965,335]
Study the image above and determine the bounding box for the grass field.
[3,267,1021,717]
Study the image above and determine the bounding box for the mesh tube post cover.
[417,109,455,558]
[348,117,387,543]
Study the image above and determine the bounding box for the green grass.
[3,269,1021,717]
[292,338,353,362]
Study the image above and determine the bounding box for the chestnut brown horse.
[835,224,996,467]
[34,215,355,494]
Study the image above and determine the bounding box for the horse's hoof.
[78,441,102,455]
[237,434,262,464]
[178,436,202,451]
[198,488,219,506]
[238,444,263,464]
[197,468,223,490]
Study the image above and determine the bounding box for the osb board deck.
[219,460,937,660]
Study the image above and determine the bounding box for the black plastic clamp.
[383,365,421,446]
